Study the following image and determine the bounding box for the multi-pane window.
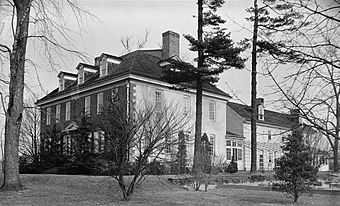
[97,92,103,114]
[226,148,232,160]
[56,104,61,123]
[78,68,84,84]
[209,100,216,120]
[183,95,190,115]
[65,102,71,121]
[226,139,243,161]
[258,106,264,120]
[63,135,72,155]
[155,90,163,112]
[94,131,105,153]
[268,130,271,141]
[209,134,215,156]
[46,107,51,125]
[84,96,91,116]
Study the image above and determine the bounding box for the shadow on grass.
[238,194,293,205]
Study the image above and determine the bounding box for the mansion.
[36,30,330,171]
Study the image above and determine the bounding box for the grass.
[0,174,339,206]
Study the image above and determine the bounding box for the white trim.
[107,57,122,64]
[64,75,77,81]
[84,67,97,73]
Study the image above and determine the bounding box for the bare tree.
[92,101,190,201]
[19,102,40,164]
[259,0,340,171]
[0,0,90,191]
[120,29,150,53]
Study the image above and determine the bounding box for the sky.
[26,0,273,107]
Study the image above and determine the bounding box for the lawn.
[0,174,339,206]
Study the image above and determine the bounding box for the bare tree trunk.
[250,0,258,173]
[335,103,339,172]
[193,0,203,174]
[1,0,32,191]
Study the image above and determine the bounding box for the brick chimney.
[162,30,180,59]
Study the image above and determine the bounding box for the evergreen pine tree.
[160,0,246,173]
[274,130,318,202]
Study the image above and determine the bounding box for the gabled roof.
[36,50,230,105]
[227,101,292,128]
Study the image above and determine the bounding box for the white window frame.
[97,92,103,114]
[268,130,271,141]
[258,106,264,120]
[85,96,91,116]
[65,102,71,121]
[155,89,163,113]
[209,134,215,156]
[226,139,243,161]
[46,107,51,125]
[56,104,61,123]
[209,100,216,121]
[183,95,190,115]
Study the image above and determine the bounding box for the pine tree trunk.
[1,0,31,191]
[193,0,204,174]
[250,0,259,173]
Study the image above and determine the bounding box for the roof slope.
[36,51,230,105]
[227,101,292,128]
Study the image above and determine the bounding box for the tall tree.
[245,0,310,172]
[254,0,340,171]
[0,0,88,191]
[161,0,246,173]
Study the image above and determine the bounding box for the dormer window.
[78,67,84,84]
[258,106,264,121]
[98,54,122,78]
[58,72,77,92]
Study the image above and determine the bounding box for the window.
[209,100,216,120]
[94,131,105,153]
[97,92,103,114]
[165,134,172,153]
[209,134,215,156]
[259,152,264,170]
[65,102,71,121]
[268,130,271,141]
[78,68,84,84]
[232,148,238,161]
[226,148,231,160]
[59,78,64,91]
[183,95,190,115]
[258,106,264,120]
[237,149,242,160]
[46,107,51,125]
[226,139,243,162]
[269,152,273,163]
[84,96,91,116]
[63,135,72,155]
[155,90,163,112]
[56,104,61,123]
[100,59,107,77]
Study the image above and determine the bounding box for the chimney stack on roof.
[162,30,180,59]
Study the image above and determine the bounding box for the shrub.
[225,160,238,173]
[250,175,266,182]
[146,161,166,175]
